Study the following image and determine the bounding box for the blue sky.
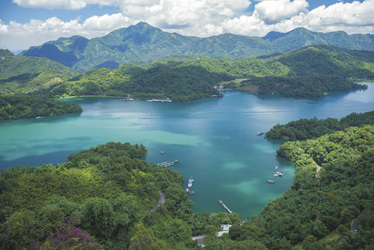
[0,0,372,51]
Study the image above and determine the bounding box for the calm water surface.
[1,82,374,217]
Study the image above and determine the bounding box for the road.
[150,191,166,212]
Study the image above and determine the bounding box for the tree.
[129,227,165,250]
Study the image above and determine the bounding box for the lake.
[1,82,374,217]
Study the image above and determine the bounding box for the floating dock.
[157,161,177,167]
[147,99,172,102]
[218,200,232,214]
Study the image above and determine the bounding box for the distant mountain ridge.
[20,22,374,71]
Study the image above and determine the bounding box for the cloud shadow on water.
[0,150,79,169]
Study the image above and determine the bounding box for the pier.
[218,200,232,214]
[146,98,172,102]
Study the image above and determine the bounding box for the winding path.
[150,191,166,212]
[351,219,357,233]
[313,160,322,188]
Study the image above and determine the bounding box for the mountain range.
[20,22,374,71]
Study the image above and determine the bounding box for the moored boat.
[185,188,194,195]
[188,177,194,187]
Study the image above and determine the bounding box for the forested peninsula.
[0,96,83,120]
[1,123,374,249]
[266,111,374,140]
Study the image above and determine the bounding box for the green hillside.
[48,61,231,101]
[20,22,374,71]
[44,45,374,100]
[0,50,79,96]
[235,45,374,97]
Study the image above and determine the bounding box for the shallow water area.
[1,82,374,217]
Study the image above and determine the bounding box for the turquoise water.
[1,83,374,217]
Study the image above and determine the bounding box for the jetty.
[146,98,172,102]
[218,200,232,214]
[157,161,177,167]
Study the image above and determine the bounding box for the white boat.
[188,177,194,187]
[273,171,285,177]
[275,166,278,169]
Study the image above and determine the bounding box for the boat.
[188,177,194,187]
[36,116,43,119]
[273,171,285,177]
[267,180,275,184]
[122,98,134,102]
[275,166,278,170]
[160,151,164,155]
[257,132,264,136]
[185,188,194,195]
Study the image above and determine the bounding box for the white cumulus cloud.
[305,0,374,32]
[0,13,131,50]
[254,0,309,24]
[12,0,116,10]
[223,0,374,36]
[0,19,9,34]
